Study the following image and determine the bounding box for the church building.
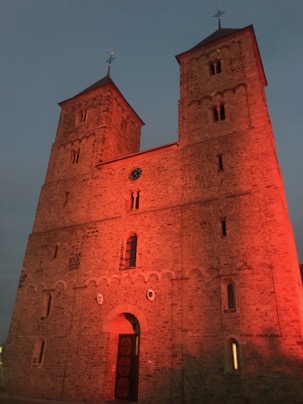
[4,22,303,403]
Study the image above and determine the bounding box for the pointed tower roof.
[189,28,242,50]
[175,25,267,85]
[59,74,144,124]
[176,26,248,62]
[74,74,116,97]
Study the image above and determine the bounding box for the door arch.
[106,312,140,402]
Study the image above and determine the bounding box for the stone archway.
[103,312,141,402]
[109,312,140,334]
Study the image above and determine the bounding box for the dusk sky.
[1,0,302,343]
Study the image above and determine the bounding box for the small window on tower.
[212,104,226,123]
[135,191,140,209]
[225,337,241,373]
[129,191,140,211]
[124,234,137,268]
[220,104,225,120]
[71,149,80,164]
[228,338,240,372]
[216,60,222,73]
[221,217,227,237]
[63,192,70,207]
[213,107,219,122]
[209,62,216,76]
[78,110,88,124]
[209,59,222,75]
[130,192,135,210]
[231,341,239,371]
[40,293,52,320]
[217,154,223,171]
[53,243,59,259]
[75,110,88,126]
[32,338,45,367]
[221,278,237,313]
[227,283,236,310]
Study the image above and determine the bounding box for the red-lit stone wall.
[5,25,303,404]
[46,85,142,184]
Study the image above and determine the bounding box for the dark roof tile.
[189,28,242,49]
[75,75,116,97]
[176,26,250,62]
[59,74,144,124]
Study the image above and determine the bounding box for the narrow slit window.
[227,283,236,310]
[41,293,52,319]
[63,192,69,207]
[71,149,80,164]
[231,340,240,371]
[125,235,137,268]
[216,60,222,73]
[75,149,80,163]
[221,218,227,237]
[135,191,140,209]
[80,110,87,123]
[209,63,215,76]
[53,244,59,259]
[220,104,225,120]
[130,192,135,210]
[217,154,223,171]
[213,107,219,122]
[32,338,45,367]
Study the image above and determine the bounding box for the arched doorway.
[109,313,140,402]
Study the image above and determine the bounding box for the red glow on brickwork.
[4,24,303,404]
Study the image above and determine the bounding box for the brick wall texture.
[4,25,303,403]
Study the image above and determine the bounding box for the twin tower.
[5,24,303,403]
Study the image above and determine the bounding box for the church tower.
[175,24,303,402]
[4,23,303,404]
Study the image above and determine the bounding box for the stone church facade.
[4,25,303,403]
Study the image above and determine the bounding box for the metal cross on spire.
[106,51,116,76]
[213,6,225,29]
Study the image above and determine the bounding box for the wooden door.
[115,334,139,401]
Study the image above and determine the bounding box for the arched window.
[41,293,52,320]
[221,278,237,313]
[32,338,45,367]
[125,235,137,268]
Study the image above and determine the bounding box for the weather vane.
[213,6,225,29]
[106,51,116,76]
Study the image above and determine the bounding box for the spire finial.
[105,51,116,76]
[213,6,225,29]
